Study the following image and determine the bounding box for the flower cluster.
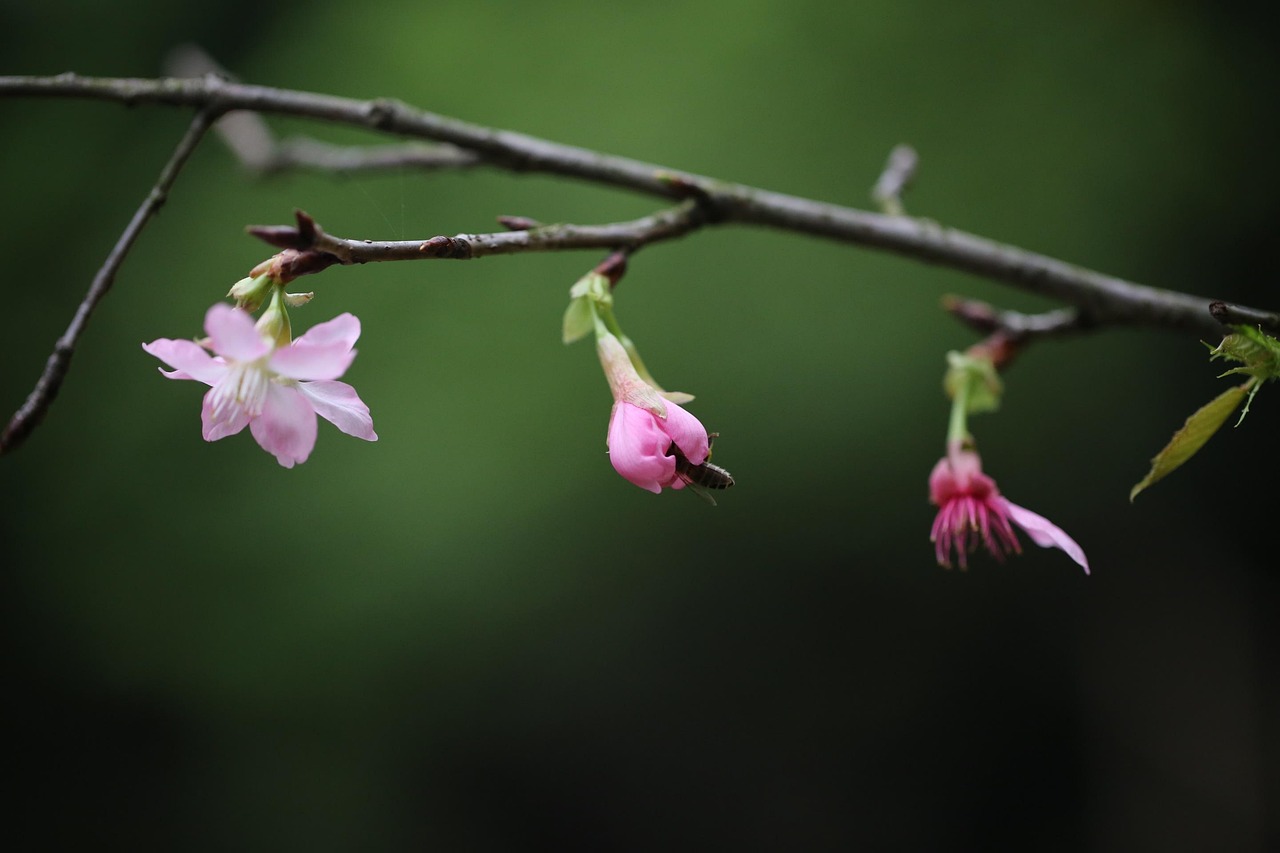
[139,242,1097,574]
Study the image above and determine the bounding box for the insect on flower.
[671,432,735,505]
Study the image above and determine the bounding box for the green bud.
[227,274,275,312]
[254,284,292,349]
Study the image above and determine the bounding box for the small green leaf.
[561,296,594,344]
[1129,382,1250,502]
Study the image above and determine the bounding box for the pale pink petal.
[297,380,377,440]
[1001,499,1090,574]
[293,312,361,349]
[142,338,227,385]
[201,389,251,441]
[205,303,270,362]
[249,384,318,468]
[661,400,710,466]
[269,341,356,382]
[607,402,676,493]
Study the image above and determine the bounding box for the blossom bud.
[226,274,275,312]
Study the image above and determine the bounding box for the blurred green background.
[2,0,1277,849]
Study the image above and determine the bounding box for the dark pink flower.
[607,399,710,493]
[929,446,1088,573]
[596,329,710,493]
[143,304,376,467]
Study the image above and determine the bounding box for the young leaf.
[561,295,595,344]
[1129,382,1251,502]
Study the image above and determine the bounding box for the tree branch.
[0,108,215,455]
[245,204,710,274]
[2,73,1267,340]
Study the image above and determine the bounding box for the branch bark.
[0,107,215,455]
[2,73,1272,339]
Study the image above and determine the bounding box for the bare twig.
[942,295,1086,340]
[212,108,478,175]
[256,136,480,175]
[0,73,1259,339]
[871,144,918,216]
[164,44,481,177]
[1208,300,1280,333]
[942,295,1089,369]
[0,109,216,455]
[247,203,708,266]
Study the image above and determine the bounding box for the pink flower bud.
[607,400,710,493]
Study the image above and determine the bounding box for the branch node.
[364,98,399,130]
[418,235,473,259]
[497,215,542,232]
[942,294,1087,365]
[593,251,628,287]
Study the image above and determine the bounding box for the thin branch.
[871,144,918,216]
[941,296,1090,369]
[0,109,216,455]
[1208,300,1280,331]
[260,136,480,175]
[213,109,479,175]
[1,73,1275,340]
[246,204,708,274]
[164,44,480,177]
[942,295,1086,340]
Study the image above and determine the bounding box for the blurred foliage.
[2,0,1277,848]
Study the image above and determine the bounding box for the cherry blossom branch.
[1,72,1274,341]
[245,204,710,276]
[0,108,215,455]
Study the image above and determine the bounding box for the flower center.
[208,357,271,422]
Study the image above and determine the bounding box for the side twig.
[0,109,216,454]
[246,204,709,273]
[871,144,918,216]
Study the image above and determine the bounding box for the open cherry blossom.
[143,303,376,467]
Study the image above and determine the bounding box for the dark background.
[2,1,1276,849]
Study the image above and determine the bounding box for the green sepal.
[226,274,275,313]
[1129,382,1250,502]
[619,332,694,404]
[562,295,595,344]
